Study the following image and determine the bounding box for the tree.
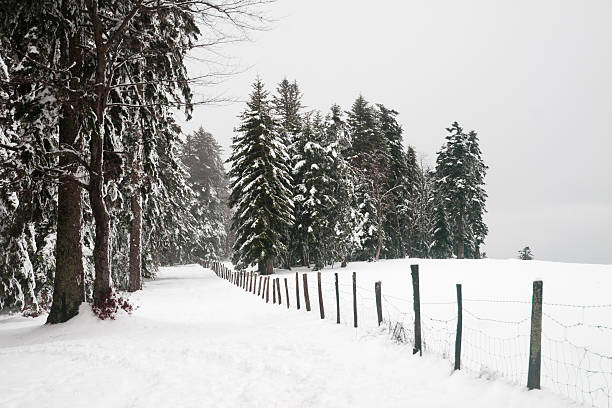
[228,79,294,275]
[181,127,228,261]
[518,246,534,260]
[1,0,270,320]
[378,104,410,259]
[346,96,391,261]
[273,79,302,268]
[433,122,487,259]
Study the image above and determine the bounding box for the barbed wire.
[206,263,612,408]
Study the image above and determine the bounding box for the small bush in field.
[92,291,134,320]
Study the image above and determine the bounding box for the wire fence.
[203,260,612,408]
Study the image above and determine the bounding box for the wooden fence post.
[284,278,290,309]
[317,272,325,319]
[335,273,340,324]
[276,278,282,305]
[265,277,270,303]
[303,273,311,311]
[411,264,422,355]
[375,281,382,326]
[295,272,301,310]
[258,276,262,296]
[272,277,277,304]
[455,283,462,370]
[527,280,543,390]
[352,272,358,328]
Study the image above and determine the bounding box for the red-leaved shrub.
[92,291,134,320]
[22,287,52,317]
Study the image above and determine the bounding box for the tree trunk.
[301,243,309,267]
[128,188,142,292]
[88,3,112,306]
[47,29,84,324]
[258,257,274,275]
[457,242,465,259]
[128,145,142,292]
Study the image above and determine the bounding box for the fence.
[200,260,612,408]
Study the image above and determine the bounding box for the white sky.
[179,0,612,264]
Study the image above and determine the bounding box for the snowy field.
[0,261,609,408]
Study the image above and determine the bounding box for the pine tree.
[181,127,229,260]
[228,79,294,275]
[433,122,488,258]
[346,96,390,260]
[518,246,534,260]
[411,162,435,258]
[273,79,302,267]
[324,105,357,267]
[378,104,410,259]
[430,196,453,259]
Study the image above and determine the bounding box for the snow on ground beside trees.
[1,261,608,407]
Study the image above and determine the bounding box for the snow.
[1,262,600,407]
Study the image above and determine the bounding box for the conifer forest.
[0,1,487,319]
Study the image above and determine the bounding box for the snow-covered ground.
[0,261,608,408]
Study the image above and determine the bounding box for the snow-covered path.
[0,264,576,407]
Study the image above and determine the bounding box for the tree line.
[0,0,264,322]
[229,78,488,274]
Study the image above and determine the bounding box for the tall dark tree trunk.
[457,211,465,259]
[90,129,112,305]
[128,147,142,292]
[84,0,124,305]
[88,1,112,306]
[258,257,274,275]
[48,110,84,323]
[47,29,84,324]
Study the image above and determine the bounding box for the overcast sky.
[179,0,612,264]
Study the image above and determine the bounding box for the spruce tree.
[346,96,390,260]
[433,122,487,258]
[378,104,410,259]
[181,127,229,260]
[228,79,294,275]
[273,79,302,267]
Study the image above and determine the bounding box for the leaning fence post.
[317,272,325,319]
[527,280,543,390]
[375,281,382,326]
[295,272,301,310]
[303,273,311,311]
[335,272,340,324]
[272,277,277,304]
[276,278,282,306]
[258,276,262,296]
[284,278,290,309]
[265,277,270,303]
[455,283,463,370]
[352,272,358,328]
[411,264,422,356]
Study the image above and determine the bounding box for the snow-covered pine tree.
[324,105,357,267]
[0,4,78,318]
[430,194,453,259]
[433,122,487,258]
[181,127,229,261]
[465,130,488,258]
[377,104,410,259]
[410,158,435,258]
[518,246,534,260]
[346,96,390,261]
[273,79,302,268]
[229,79,294,275]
